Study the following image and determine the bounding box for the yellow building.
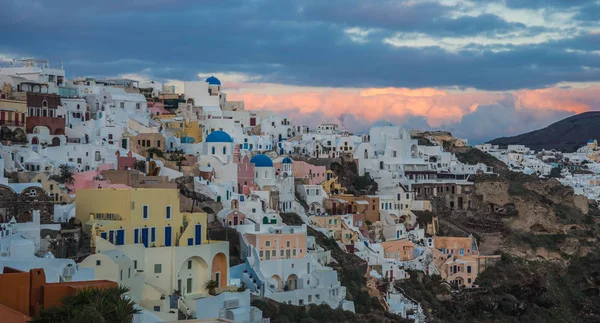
[311,215,358,245]
[154,115,203,144]
[321,170,347,195]
[76,188,208,248]
[32,173,73,204]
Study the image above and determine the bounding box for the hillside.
[488,111,600,152]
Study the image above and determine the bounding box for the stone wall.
[0,185,53,223]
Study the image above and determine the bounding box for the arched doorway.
[262,216,269,224]
[271,275,282,291]
[286,274,298,291]
[51,137,61,146]
[177,256,209,295]
[211,253,228,288]
[31,137,39,145]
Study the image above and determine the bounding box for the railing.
[0,120,25,127]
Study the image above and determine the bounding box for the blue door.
[109,230,115,244]
[142,228,149,247]
[116,230,125,245]
[101,232,107,240]
[194,224,201,245]
[165,226,172,247]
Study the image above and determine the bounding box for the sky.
[1,0,599,143]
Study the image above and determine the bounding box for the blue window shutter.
[134,228,139,244]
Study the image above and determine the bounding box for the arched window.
[364,149,368,159]
[211,146,216,154]
[76,104,80,110]
[222,146,226,154]
[42,100,48,107]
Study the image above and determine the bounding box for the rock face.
[489,111,600,152]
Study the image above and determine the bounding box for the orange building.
[0,267,116,321]
[326,195,380,223]
[381,240,416,261]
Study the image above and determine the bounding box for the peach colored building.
[130,133,166,157]
[274,160,326,185]
[435,253,500,288]
[244,231,307,261]
[381,240,416,261]
[434,236,479,257]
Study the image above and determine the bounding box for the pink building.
[233,145,255,194]
[67,166,131,193]
[277,161,326,185]
[147,101,170,117]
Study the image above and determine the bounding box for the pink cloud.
[227,84,600,140]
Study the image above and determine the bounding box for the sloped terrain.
[489,111,600,152]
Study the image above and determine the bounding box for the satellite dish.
[268,227,275,233]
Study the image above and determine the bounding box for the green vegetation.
[146,147,164,159]
[134,160,147,174]
[168,148,186,172]
[508,182,527,196]
[35,286,140,323]
[398,252,600,322]
[49,164,75,185]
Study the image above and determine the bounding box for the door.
[233,216,238,225]
[109,230,115,244]
[215,273,220,287]
[165,226,172,247]
[178,280,182,293]
[194,224,202,245]
[186,278,192,294]
[141,228,149,247]
[100,232,107,240]
[116,229,125,245]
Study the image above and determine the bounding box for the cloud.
[228,85,600,142]
[0,0,598,91]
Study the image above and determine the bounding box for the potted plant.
[204,280,219,296]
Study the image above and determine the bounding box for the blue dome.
[282,157,293,164]
[250,154,273,168]
[205,76,221,85]
[205,130,233,143]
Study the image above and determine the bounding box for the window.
[154,264,162,273]
[136,103,141,109]
[467,266,472,273]
[153,306,160,312]
[108,134,113,140]
[128,268,131,278]
[120,270,123,281]
[266,241,271,247]
[271,250,276,257]
[143,205,149,219]
[151,227,156,243]
[96,260,101,266]
[293,249,297,256]
[165,206,172,219]
[280,250,284,257]
[286,241,290,248]
[259,251,264,258]
[223,146,226,154]
[134,260,137,269]
[212,146,216,154]
[188,260,192,269]
[120,102,125,109]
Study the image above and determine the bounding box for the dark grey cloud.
[0,0,598,91]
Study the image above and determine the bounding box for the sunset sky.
[2,0,599,142]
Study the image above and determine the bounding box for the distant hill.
[488,111,600,152]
